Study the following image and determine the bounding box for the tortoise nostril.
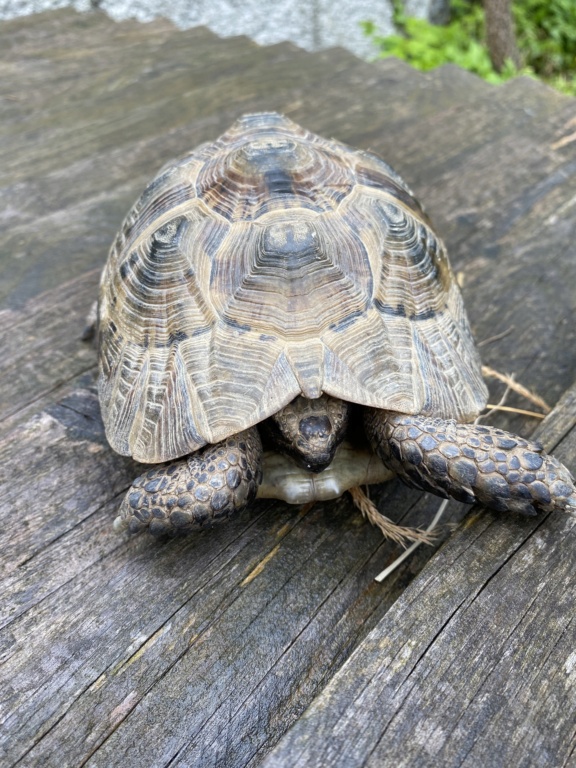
[299,415,332,441]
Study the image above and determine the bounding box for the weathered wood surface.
[262,395,576,767]
[2,9,576,767]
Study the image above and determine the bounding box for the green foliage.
[362,0,576,96]
[513,0,576,79]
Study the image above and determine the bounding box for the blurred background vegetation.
[363,0,576,95]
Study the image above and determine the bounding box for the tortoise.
[97,111,576,539]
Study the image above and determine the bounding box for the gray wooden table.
[2,9,576,767]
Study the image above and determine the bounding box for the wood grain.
[262,396,576,767]
[2,9,576,768]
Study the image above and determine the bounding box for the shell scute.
[99,112,487,463]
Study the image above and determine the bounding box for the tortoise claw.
[561,495,576,518]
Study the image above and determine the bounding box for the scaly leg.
[365,410,576,516]
[115,427,263,535]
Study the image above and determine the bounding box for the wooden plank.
[261,392,576,768]
[0,274,452,766]
[351,67,576,434]
[0,35,364,308]
[2,9,576,768]
[0,271,98,426]
[0,347,449,765]
[0,14,461,767]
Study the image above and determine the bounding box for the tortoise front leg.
[365,410,576,516]
[115,427,263,535]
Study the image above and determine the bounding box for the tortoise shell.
[98,112,487,463]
